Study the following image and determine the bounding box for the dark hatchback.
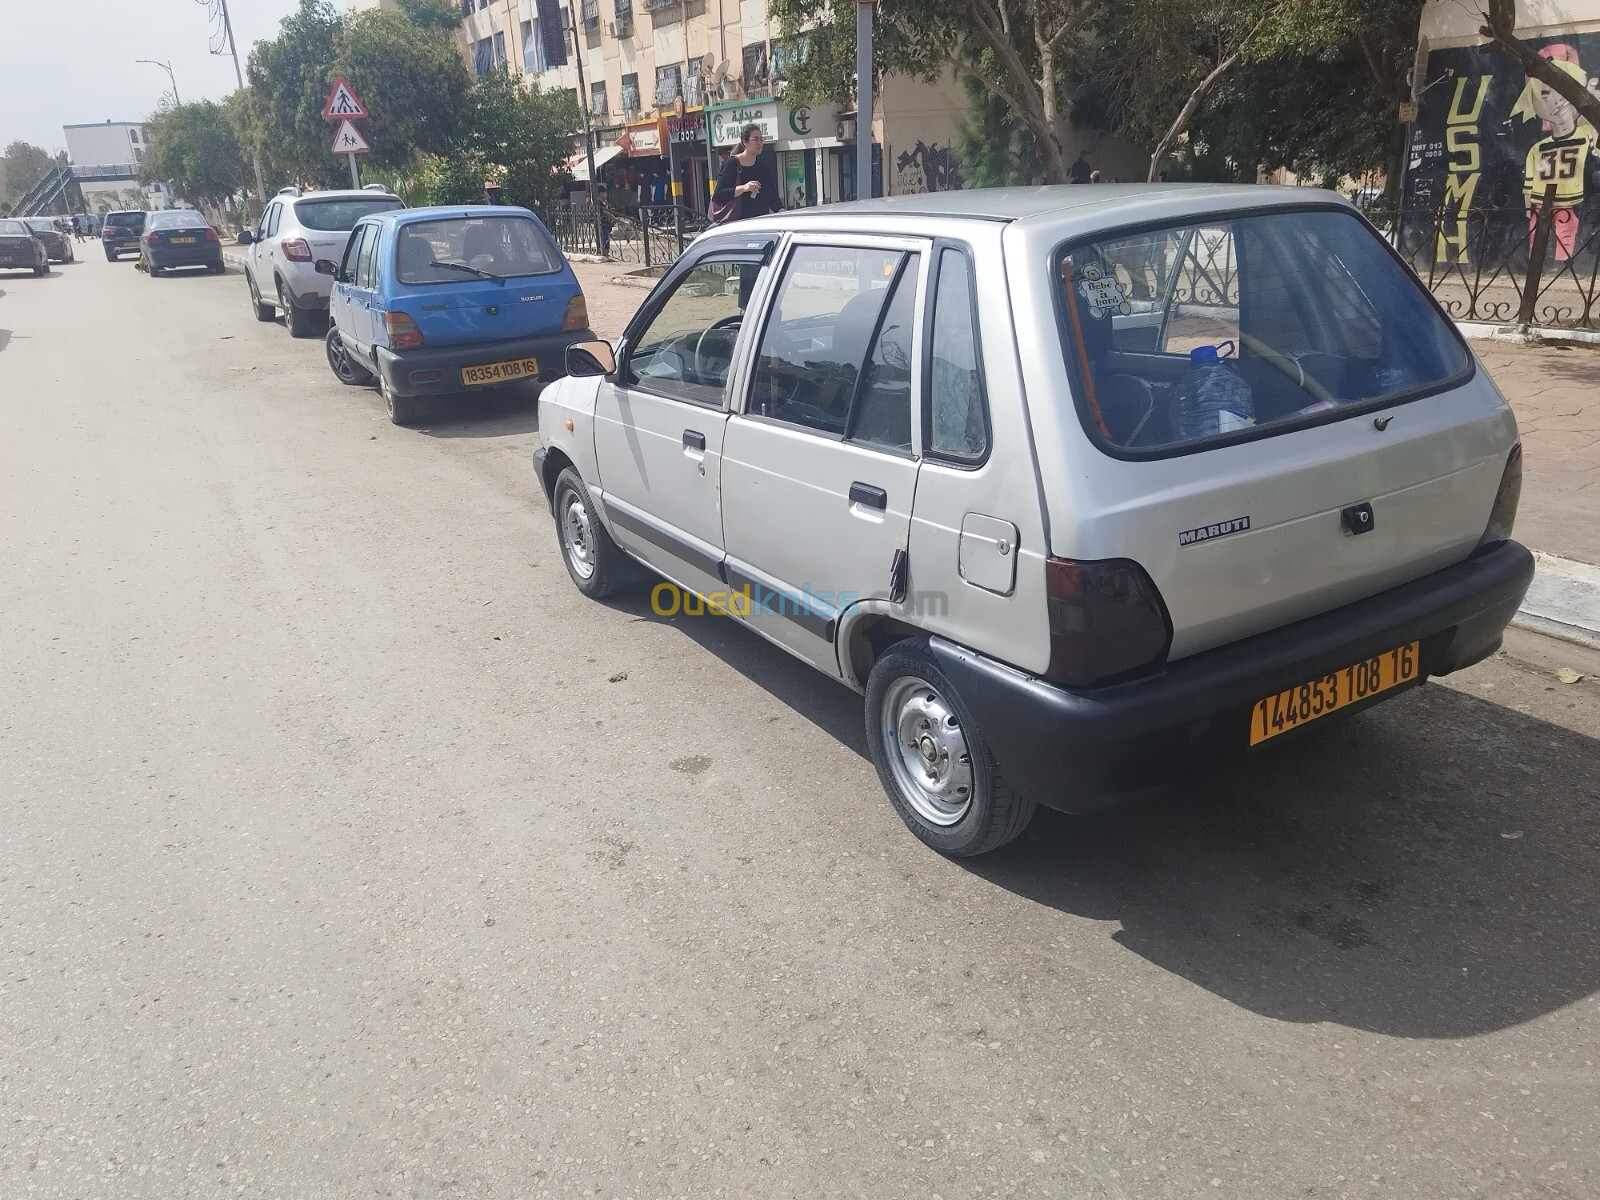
[141,210,225,275]
[102,210,147,260]
[0,219,48,276]
[24,218,74,263]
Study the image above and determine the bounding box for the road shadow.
[607,592,1600,1038]
[0,328,10,355]
[415,383,541,439]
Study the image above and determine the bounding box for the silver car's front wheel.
[864,641,1035,856]
[551,468,628,598]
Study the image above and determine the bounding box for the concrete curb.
[1514,552,1600,650]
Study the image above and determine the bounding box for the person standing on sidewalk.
[711,124,781,309]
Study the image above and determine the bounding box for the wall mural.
[1408,34,1600,264]
[894,142,963,195]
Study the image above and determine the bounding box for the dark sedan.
[0,219,48,276]
[140,210,225,276]
[23,218,75,264]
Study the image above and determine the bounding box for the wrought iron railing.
[550,202,709,266]
[1391,187,1600,331]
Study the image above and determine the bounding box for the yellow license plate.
[461,357,538,386]
[1249,642,1419,746]
[170,236,197,244]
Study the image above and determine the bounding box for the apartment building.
[450,0,970,211]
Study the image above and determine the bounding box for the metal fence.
[549,202,710,268]
[1380,186,1600,332]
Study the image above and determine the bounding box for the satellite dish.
[709,60,729,89]
[702,52,718,74]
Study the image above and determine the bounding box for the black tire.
[551,467,630,598]
[325,324,373,385]
[33,261,46,277]
[864,640,1036,857]
[279,278,316,338]
[380,374,418,426]
[105,250,117,262]
[247,271,275,322]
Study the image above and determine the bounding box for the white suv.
[241,186,403,337]
[533,186,1533,857]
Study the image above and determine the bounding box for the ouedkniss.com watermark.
[649,581,949,619]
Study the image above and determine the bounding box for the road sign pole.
[349,154,360,189]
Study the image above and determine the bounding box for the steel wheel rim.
[558,486,596,580]
[882,675,974,827]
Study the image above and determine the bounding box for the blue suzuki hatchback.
[319,206,592,425]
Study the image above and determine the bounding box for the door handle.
[849,482,887,511]
[683,429,706,452]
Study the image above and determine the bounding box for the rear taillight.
[384,311,424,350]
[1043,557,1172,687]
[562,293,589,331]
[280,236,311,261]
[1478,443,1523,551]
[205,228,219,242]
[142,232,157,245]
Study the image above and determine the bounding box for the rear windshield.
[105,212,145,229]
[295,196,402,231]
[149,211,206,228]
[0,220,27,236]
[395,215,559,284]
[25,220,58,234]
[1056,208,1472,457]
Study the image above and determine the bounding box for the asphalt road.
[2,249,1598,1200]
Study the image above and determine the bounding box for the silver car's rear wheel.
[882,676,974,827]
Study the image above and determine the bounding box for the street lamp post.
[136,59,181,106]
[856,0,875,202]
[198,0,268,219]
[566,3,604,256]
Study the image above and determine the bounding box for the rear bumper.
[932,540,1536,815]
[103,237,141,253]
[147,245,225,268]
[376,329,594,397]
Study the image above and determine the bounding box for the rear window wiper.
[430,258,504,284]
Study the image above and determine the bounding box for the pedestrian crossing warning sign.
[331,120,371,155]
[321,77,368,120]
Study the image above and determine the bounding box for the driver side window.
[339,226,366,282]
[624,258,753,406]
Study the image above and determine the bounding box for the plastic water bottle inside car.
[1171,342,1255,440]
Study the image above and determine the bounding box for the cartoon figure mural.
[1406,33,1600,266]
[894,142,963,195]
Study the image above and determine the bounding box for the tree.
[771,0,1102,184]
[241,0,469,187]
[952,74,1042,187]
[141,101,250,209]
[393,0,463,30]
[4,142,56,196]
[420,68,580,212]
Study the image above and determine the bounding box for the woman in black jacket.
[712,124,781,308]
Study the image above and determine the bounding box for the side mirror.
[314,259,337,276]
[237,230,254,245]
[566,339,616,377]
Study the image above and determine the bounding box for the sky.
[0,0,305,152]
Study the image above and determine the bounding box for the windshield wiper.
[430,259,503,284]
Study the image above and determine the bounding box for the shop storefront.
[707,97,872,208]
[618,116,670,211]
[665,105,710,215]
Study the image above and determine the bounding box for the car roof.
[735,183,1353,237]
[365,205,537,228]
[291,189,399,203]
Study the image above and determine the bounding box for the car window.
[340,225,367,281]
[294,197,403,231]
[624,258,753,406]
[150,211,204,229]
[356,225,380,288]
[927,249,988,460]
[748,244,905,436]
[846,256,920,453]
[395,216,559,284]
[263,204,282,238]
[1057,209,1473,456]
[0,220,28,236]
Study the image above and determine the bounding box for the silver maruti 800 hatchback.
[533,185,1533,856]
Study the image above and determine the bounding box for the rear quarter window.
[1055,207,1473,457]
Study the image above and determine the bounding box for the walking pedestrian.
[71,214,85,242]
[710,124,781,309]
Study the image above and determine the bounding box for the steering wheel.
[694,314,743,382]
[1239,332,1337,408]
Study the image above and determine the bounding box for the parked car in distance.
[23,217,74,263]
[101,210,146,261]
[140,209,225,276]
[0,219,49,276]
[319,205,592,426]
[241,185,404,337]
[534,185,1534,857]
